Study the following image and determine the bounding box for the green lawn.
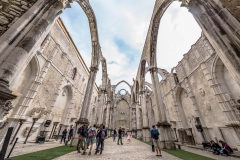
[136,138,214,160]
[11,146,76,160]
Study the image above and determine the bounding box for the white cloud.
[61,0,201,91]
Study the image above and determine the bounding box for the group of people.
[76,123,107,155]
[112,127,132,145]
[60,126,74,144]
[210,140,233,156]
[60,124,234,158]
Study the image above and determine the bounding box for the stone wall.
[0,0,38,36]
[0,19,98,143]
[160,34,240,147]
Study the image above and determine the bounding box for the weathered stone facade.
[0,18,98,143]
[0,0,239,152]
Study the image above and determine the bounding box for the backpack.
[77,126,83,134]
[101,129,106,139]
[153,129,159,139]
[88,128,95,138]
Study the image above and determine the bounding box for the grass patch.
[135,138,214,160]
[11,145,75,160]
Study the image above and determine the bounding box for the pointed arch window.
[71,68,77,80]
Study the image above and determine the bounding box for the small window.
[71,68,77,80]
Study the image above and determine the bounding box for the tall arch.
[76,0,101,68]
[115,80,132,91]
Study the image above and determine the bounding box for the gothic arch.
[76,0,102,69]
[115,80,132,91]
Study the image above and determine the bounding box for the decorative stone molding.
[199,88,205,97]
[0,0,38,36]
[62,89,67,96]
[204,101,212,115]
[23,127,38,137]
[184,91,188,98]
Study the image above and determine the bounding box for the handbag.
[152,141,155,152]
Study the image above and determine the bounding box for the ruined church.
[0,0,240,151]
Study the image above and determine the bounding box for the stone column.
[150,67,174,149]
[0,0,69,121]
[23,118,38,144]
[140,90,150,142]
[96,90,105,125]
[78,67,98,124]
[188,0,240,85]
[9,119,26,144]
[135,102,142,138]
[105,102,111,129]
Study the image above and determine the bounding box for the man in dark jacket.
[117,127,123,145]
[95,124,107,154]
[68,126,74,141]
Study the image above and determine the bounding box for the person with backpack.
[68,126,74,141]
[60,129,67,144]
[82,124,97,155]
[117,127,123,145]
[150,125,162,157]
[77,123,88,153]
[95,124,107,154]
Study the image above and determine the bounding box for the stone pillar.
[105,102,111,128]
[0,0,69,121]
[9,119,26,144]
[150,68,174,149]
[78,67,98,124]
[188,0,240,85]
[135,102,142,138]
[96,90,105,125]
[23,118,38,144]
[141,91,150,142]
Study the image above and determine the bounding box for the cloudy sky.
[60,0,201,92]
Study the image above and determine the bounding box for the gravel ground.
[54,138,181,160]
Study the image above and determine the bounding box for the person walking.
[77,124,88,153]
[117,127,123,145]
[95,128,100,151]
[150,125,162,157]
[113,128,117,142]
[60,129,67,144]
[68,126,74,141]
[82,124,97,155]
[95,124,107,154]
[127,131,132,144]
[76,125,84,153]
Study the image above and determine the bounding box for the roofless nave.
[0,0,240,152]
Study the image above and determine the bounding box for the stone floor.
[54,138,181,160]
[8,142,62,157]
[5,138,240,160]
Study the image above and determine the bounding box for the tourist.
[68,126,74,141]
[60,129,67,144]
[210,140,221,155]
[117,127,123,145]
[150,125,162,157]
[95,127,101,152]
[82,124,97,155]
[77,125,84,153]
[113,128,117,141]
[95,124,107,154]
[77,124,88,153]
[219,140,233,156]
[127,130,132,144]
